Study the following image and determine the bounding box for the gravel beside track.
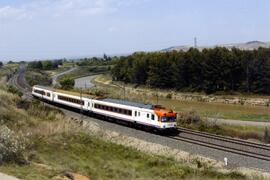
[9,66,270,173]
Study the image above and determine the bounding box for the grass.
[0,85,248,179]
[0,133,245,180]
[44,62,76,76]
[177,110,269,142]
[180,120,266,142]
[0,64,19,79]
[25,70,52,86]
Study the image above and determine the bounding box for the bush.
[7,85,23,97]
[25,70,52,86]
[59,76,75,90]
[166,93,172,99]
[0,125,28,164]
[264,128,270,143]
[90,88,107,97]
[177,110,201,124]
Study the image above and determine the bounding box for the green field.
[93,75,270,122]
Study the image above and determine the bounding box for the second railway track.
[168,134,270,162]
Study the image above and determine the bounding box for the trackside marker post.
[224,157,228,166]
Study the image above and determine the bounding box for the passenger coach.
[32,85,177,130]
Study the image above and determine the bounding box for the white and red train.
[32,85,177,130]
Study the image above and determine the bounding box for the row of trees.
[76,54,118,66]
[112,47,270,94]
[28,60,63,70]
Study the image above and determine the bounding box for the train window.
[147,114,149,118]
[34,89,45,95]
[138,112,140,116]
[93,103,132,116]
[151,114,155,120]
[135,111,137,117]
[58,95,84,105]
[46,93,51,97]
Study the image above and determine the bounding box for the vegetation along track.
[11,66,270,163]
[171,128,270,161]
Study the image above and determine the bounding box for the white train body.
[32,85,177,130]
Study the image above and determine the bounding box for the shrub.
[59,76,75,90]
[177,110,201,124]
[7,85,23,97]
[0,125,28,164]
[264,128,270,143]
[90,88,107,97]
[166,93,172,99]
[25,70,52,86]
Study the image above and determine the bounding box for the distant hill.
[161,41,270,52]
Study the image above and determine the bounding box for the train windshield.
[161,116,176,122]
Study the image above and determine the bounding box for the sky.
[0,0,269,61]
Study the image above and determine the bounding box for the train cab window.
[151,114,155,120]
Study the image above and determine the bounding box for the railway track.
[10,66,270,163]
[169,133,270,162]
[9,65,32,98]
[178,127,270,150]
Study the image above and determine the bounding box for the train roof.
[34,85,53,91]
[34,85,154,109]
[101,98,153,109]
[33,85,95,98]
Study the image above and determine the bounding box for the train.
[32,85,177,130]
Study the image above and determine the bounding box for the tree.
[59,77,75,90]
[28,61,43,69]
[42,60,53,70]
[111,47,270,95]
[0,61,3,68]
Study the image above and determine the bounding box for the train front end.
[153,106,177,130]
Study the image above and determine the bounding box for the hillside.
[161,41,270,52]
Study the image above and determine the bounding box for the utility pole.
[123,82,126,100]
[194,37,197,48]
[156,89,159,105]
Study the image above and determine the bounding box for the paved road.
[74,75,98,89]
[52,67,77,86]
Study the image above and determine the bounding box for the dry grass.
[177,110,267,142]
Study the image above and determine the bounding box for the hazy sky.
[0,0,269,61]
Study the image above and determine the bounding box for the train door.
[87,100,92,112]
[133,110,141,122]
